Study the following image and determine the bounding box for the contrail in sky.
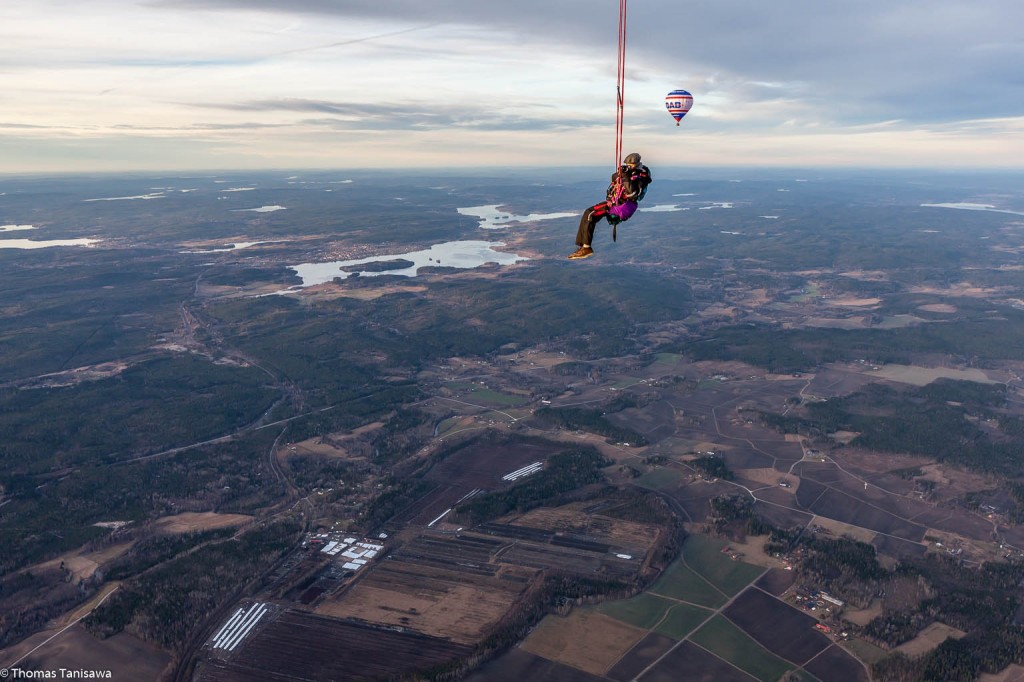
[272,22,441,58]
[98,22,441,96]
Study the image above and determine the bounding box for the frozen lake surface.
[285,240,528,289]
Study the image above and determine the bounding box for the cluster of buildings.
[308,534,385,573]
[790,589,851,639]
[793,589,845,614]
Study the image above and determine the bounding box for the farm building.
[316,536,385,573]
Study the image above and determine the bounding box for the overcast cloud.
[1,0,1022,171]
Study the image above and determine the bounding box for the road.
[2,586,121,671]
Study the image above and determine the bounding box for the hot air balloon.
[665,89,693,126]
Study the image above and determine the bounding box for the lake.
[285,240,528,289]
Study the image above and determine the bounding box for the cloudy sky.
[2,0,1023,172]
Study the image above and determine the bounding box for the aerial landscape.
[2,168,1024,682]
[3,1,1024,681]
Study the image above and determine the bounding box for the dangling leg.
[574,207,596,246]
[569,202,609,259]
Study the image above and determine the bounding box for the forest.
[867,556,1024,681]
[452,448,609,525]
[85,517,302,652]
[680,303,1024,374]
[692,454,735,481]
[758,380,1024,475]
[0,428,286,574]
[0,354,279,474]
[533,399,650,446]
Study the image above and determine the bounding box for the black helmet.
[623,152,642,166]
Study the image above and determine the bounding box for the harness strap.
[615,0,627,167]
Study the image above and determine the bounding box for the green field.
[448,383,526,407]
[784,672,821,682]
[593,592,675,630]
[651,352,684,367]
[691,615,794,682]
[653,603,713,640]
[650,559,728,608]
[789,283,821,303]
[683,534,766,596]
[435,415,465,436]
[635,467,687,491]
[843,638,887,665]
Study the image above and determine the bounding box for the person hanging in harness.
[568,152,652,260]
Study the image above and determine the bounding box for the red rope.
[614,0,627,168]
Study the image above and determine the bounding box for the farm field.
[316,565,529,644]
[690,615,794,682]
[283,422,382,460]
[755,567,796,596]
[5,623,171,682]
[608,399,677,443]
[718,534,789,570]
[154,512,252,534]
[804,364,880,397]
[434,414,472,437]
[510,503,664,553]
[635,466,688,491]
[652,602,714,639]
[872,533,928,560]
[605,633,677,681]
[803,643,871,682]
[198,610,473,682]
[511,528,784,681]
[649,558,727,608]
[591,357,1010,569]
[639,640,759,682]
[445,382,529,407]
[895,621,967,657]
[593,592,676,630]
[478,525,643,580]
[843,638,887,666]
[867,363,999,386]
[310,494,667,656]
[682,534,767,597]
[752,498,815,530]
[980,663,1024,682]
[33,541,134,582]
[723,588,831,666]
[315,533,534,643]
[464,647,606,682]
[794,477,929,542]
[809,515,878,544]
[670,480,739,523]
[520,609,647,676]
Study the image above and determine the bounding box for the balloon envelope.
[665,89,693,125]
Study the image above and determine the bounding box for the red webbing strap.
[614,0,627,168]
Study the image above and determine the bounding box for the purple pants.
[609,200,638,221]
[576,200,639,246]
